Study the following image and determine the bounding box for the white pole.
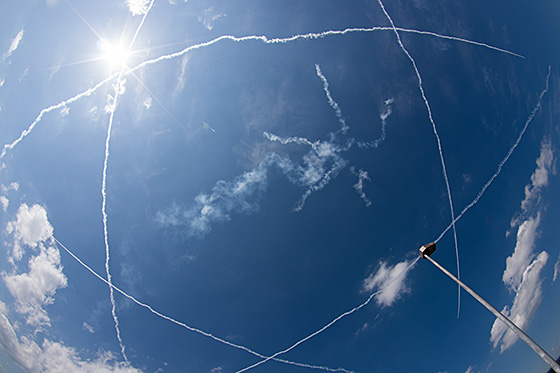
[422,252,560,373]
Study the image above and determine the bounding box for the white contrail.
[101,0,156,363]
[357,98,394,149]
[376,0,462,318]
[315,64,349,134]
[0,74,117,160]
[435,66,552,243]
[53,238,353,373]
[128,25,524,77]
[0,25,522,161]
[235,257,420,373]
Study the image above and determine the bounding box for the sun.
[97,38,130,69]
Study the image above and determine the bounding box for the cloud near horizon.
[490,140,555,352]
[0,203,142,372]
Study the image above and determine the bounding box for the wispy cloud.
[553,254,560,283]
[490,140,555,352]
[362,259,415,307]
[4,29,24,59]
[157,158,270,237]
[198,7,227,31]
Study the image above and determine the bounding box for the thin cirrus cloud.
[490,140,555,353]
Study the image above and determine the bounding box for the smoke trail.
[128,26,523,78]
[376,0,462,317]
[315,64,349,134]
[357,98,394,149]
[351,167,372,207]
[0,74,117,160]
[234,257,420,373]
[53,238,352,373]
[0,25,522,161]
[101,0,156,363]
[435,66,552,243]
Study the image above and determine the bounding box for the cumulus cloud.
[362,259,415,307]
[490,251,548,353]
[4,29,24,59]
[0,310,140,372]
[1,195,8,211]
[4,246,68,328]
[126,0,149,16]
[502,215,540,290]
[491,140,555,352]
[5,204,54,262]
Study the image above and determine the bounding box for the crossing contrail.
[234,257,420,373]
[435,66,552,243]
[53,237,353,373]
[0,25,522,162]
[101,0,156,363]
[376,0,462,318]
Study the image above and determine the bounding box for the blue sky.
[0,0,559,372]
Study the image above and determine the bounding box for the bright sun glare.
[98,38,129,68]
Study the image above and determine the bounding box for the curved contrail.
[54,237,353,373]
[0,24,523,162]
[376,0,462,318]
[101,0,156,363]
[435,66,552,243]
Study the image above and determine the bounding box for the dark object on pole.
[419,244,560,373]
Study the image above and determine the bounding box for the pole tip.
[420,242,436,258]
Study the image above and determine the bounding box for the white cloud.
[0,196,8,211]
[142,97,152,109]
[512,141,554,228]
[83,322,95,334]
[362,259,415,307]
[553,254,560,283]
[4,29,24,59]
[6,204,54,262]
[464,365,478,373]
[3,245,68,328]
[157,158,270,237]
[126,0,149,15]
[351,167,372,207]
[0,310,140,372]
[60,106,70,116]
[502,215,540,290]
[490,251,548,353]
[491,140,555,353]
